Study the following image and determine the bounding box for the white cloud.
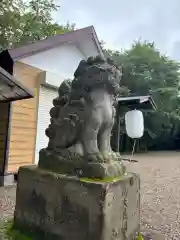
[55,0,180,59]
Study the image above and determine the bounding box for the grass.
[0,219,36,240]
[0,219,62,240]
[0,219,63,240]
[1,219,144,240]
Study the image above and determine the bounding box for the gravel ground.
[1,151,180,239]
[124,151,180,239]
[0,185,16,220]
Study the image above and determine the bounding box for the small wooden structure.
[115,95,157,153]
[0,50,33,186]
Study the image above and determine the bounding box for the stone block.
[14,166,140,240]
[38,148,126,178]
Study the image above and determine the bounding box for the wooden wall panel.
[7,62,41,173]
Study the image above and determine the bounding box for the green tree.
[0,0,75,50]
[104,41,180,151]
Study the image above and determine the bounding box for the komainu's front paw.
[86,153,105,163]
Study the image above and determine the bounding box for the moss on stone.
[80,172,131,183]
[80,176,122,183]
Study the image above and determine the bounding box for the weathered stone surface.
[39,148,126,178]
[38,56,126,178]
[14,166,140,240]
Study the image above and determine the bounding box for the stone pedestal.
[38,149,126,178]
[14,166,140,240]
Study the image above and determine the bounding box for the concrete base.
[14,166,140,240]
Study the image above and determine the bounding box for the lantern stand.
[115,95,156,161]
[115,104,121,152]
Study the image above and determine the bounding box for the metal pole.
[116,106,121,152]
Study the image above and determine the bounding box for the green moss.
[136,233,144,240]
[80,176,122,183]
[1,219,32,240]
[0,219,60,240]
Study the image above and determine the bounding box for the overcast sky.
[54,0,180,60]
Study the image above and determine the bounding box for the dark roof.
[9,26,104,61]
[0,50,33,102]
[117,95,157,110]
[0,50,13,75]
[0,66,34,102]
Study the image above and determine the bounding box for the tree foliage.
[1,1,179,151]
[0,0,75,50]
[104,41,180,151]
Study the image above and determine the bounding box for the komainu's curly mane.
[52,55,122,109]
[71,55,122,97]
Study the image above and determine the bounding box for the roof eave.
[9,26,104,61]
[0,66,34,102]
[117,95,157,111]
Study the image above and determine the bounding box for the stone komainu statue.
[39,55,126,178]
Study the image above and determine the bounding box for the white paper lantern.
[125,109,144,139]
